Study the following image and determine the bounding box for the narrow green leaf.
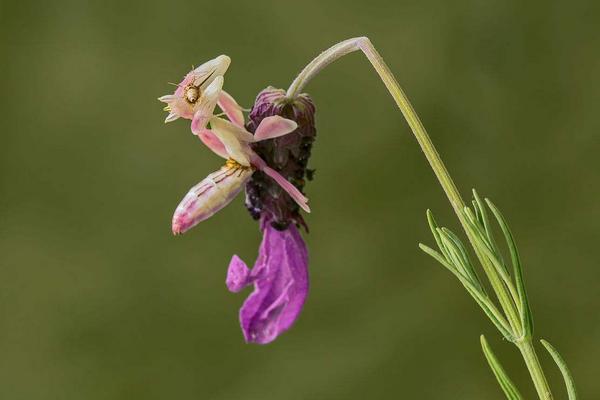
[472,199,483,225]
[473,190,503,262]
[427,210,451,261]
[461,208,521,310]
[440,227,484,292]
[426,209,441,243]
[463,206,481,233]
[419,244,513,340]
[419,243,458,275]
[436,227,456,261]
[438,230,470,279]
[486,199,533,337]
[480,335,523,400]
[465,287,514,341]
[541,339,578,400]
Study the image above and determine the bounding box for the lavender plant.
[158,37,577,399]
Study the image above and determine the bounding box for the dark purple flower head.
[223,87,316,343]
[245,87,316,231]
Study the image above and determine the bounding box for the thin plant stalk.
[286,37,554,399]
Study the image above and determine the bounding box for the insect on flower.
[158,55,231,128]
[171,111,310,235]
[160,56,316,344]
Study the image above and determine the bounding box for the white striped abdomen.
[172,161,253,234]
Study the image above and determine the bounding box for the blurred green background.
[1,0,599,398]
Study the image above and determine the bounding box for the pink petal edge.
[253,116,298,142]
[218,91,245,127]
[192,127,229,159]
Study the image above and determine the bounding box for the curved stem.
[287,37,553,399]
[287,37,467,222]
[286,38,362,99]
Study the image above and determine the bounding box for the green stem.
[519,340,554,400]
[356,40,524,334]
[288,36,522,332]
[286,37,553,399]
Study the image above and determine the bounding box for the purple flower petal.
[226,255,250,293]
[226,219,309,344]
